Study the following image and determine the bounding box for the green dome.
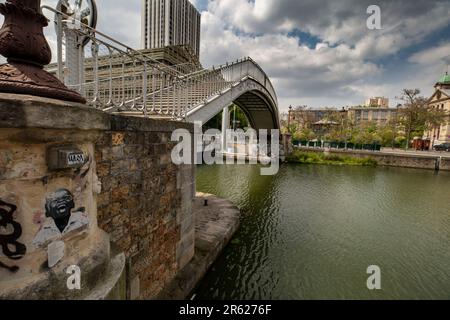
[439,72,450,84]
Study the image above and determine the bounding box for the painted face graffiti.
[32,189,89,248]
[0,200,26,272]
[45,189,75,233]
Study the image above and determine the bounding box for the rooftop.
[438,72,450,84]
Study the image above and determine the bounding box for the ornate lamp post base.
[0,62,86,103]
[0,0,86,104]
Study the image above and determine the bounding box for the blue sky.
[194,0,450,110]
[3,0,450,111]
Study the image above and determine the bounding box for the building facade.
[141,0,201,58]
[288,108,344,130]
[288,106,398,131]
[423,72,450,147]
[348,107,397,127]
[364,97,389,108]
[287,107,346,138]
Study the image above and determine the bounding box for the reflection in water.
[194,164,450,300]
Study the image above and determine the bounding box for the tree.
[203,111,223,130]
[352,125,381,145]
[293,128,316,141]
[285,122,299,136]
[203,104,251,131]
[397,89,447,150]
[280,111,290,134]
[321,108,351,145]
[377,126,395,148]
[230,105,250,129]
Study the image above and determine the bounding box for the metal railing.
[157,57,279,119]
[43,6,278,121]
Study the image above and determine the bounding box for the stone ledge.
[0,93,110,131]
[111,114,194,133]
[157,193,240,300]
[298,146,450,159]
[84,244,127,300]
[0,93,194,133]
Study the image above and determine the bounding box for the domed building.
[424,72,450,149]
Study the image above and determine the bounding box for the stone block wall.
[0,94,196,300]
[95,115,196,299]
[439,157,450,171]
[296,147,450,171]
[0,95,122,299]
[361,153,438,170]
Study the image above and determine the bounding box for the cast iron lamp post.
[0,0,85,103]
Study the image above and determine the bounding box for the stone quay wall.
[0,94,196,300]
[295,147,450,171]
[439,157,450,171]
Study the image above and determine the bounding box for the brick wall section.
[95,115,195,299]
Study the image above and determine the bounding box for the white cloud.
[409,42,450,65]
[199,0,450,109]
[1,0,449,110]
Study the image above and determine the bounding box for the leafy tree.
[203,104,251,131]
[395,135,406,148]
[377,126,395,147]
[230,104,250,129]
[397,89,447,150]
[285,123,299,136]
[293,128,316,141]
[203,111,223,130]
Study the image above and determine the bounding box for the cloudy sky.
[3,0,450,111]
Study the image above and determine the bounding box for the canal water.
[194,164,450,300]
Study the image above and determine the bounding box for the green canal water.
[194,164,450,300]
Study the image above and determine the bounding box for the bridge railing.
[168,57,279,117]
[42,6,200,117]
[42,6,277,121]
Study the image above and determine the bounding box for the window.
[362,111,369,120]
[372,111,379,119]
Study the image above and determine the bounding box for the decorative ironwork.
[43,5,278,119]
[0,0,86,103]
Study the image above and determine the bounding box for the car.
[433,143,450,152]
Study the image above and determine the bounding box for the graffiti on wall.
[0,200,26,272]
[73,155,92,199]
[33,189,89,247]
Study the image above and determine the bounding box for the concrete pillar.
[282,133,293,156]
[221,106,229,152]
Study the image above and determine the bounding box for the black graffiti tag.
[0,200,26,272]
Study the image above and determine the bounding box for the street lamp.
[288,105,293,131]
[340,107,348,149]
[0,0,85,103]
[392,103,402,150]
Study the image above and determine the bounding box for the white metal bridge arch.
[185,58,280,131]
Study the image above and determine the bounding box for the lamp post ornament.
[0,0,86,103]
[56,0,97,92]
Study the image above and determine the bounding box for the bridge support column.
[221,106,229,153]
